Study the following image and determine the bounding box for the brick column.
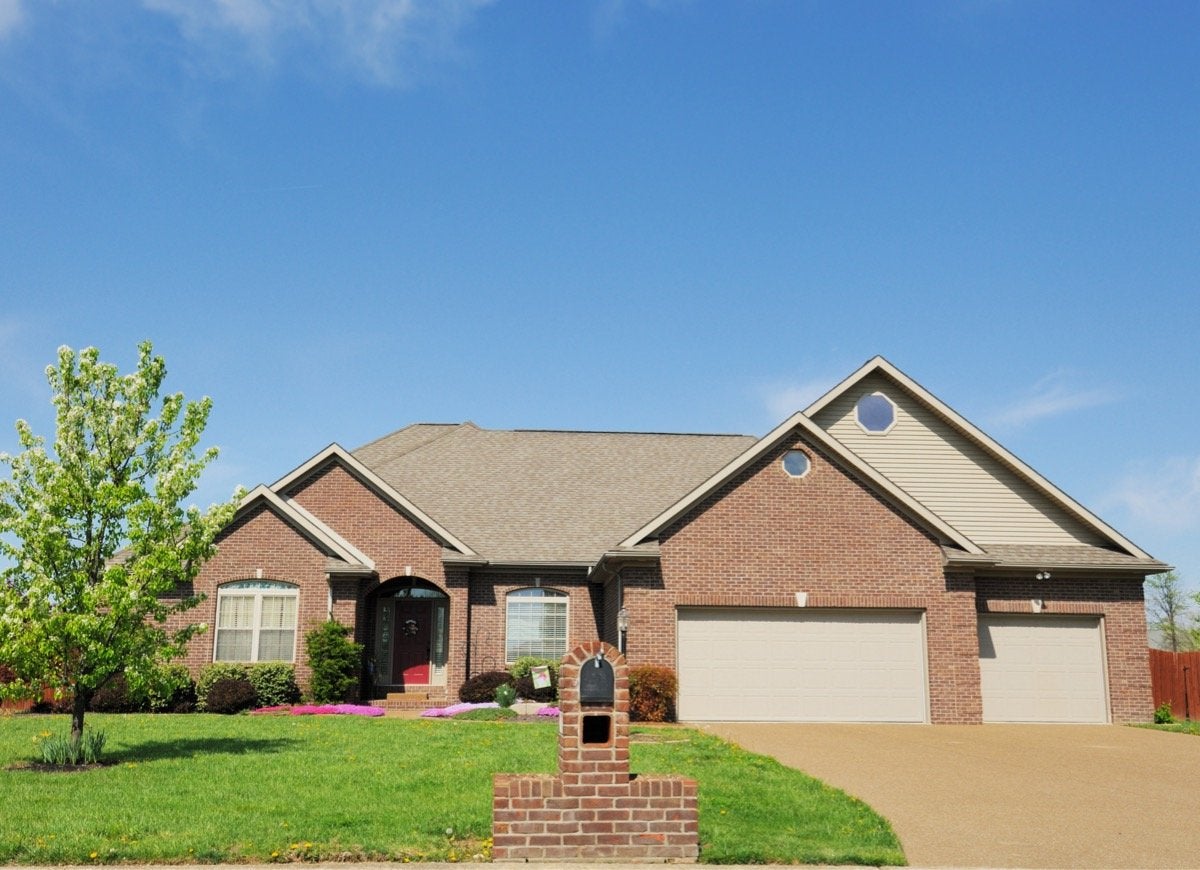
[492,641,699,862]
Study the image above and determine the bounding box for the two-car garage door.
[676,608,1110,723]
[676,608,928,722]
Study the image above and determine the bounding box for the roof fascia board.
[619,412,982,554]
[238,485,370,567]
[271,444,478,557]
[807,357,1154,561]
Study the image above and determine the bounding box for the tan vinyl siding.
[811,372,1106,546]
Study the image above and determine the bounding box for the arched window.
[505,587,568,663]
[214,580,299,663]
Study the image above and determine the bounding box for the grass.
[0,713,904,865]
[1137,720,1200,735]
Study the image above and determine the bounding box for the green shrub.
[628,665,677,722]
[90,673,139,713]
[306,621,363,703]
[458,670,514,703]
[509,658,559,702]
[509,657,559,680]
[204,677,258,714]
[247,663,301,707]
[453,706,518,721]
[141,663,196,713]
[196,663,250,712]
[494,683,517,708]
[1154,701,1175,724]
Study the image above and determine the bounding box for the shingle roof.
[353,423,757,563]
[977,543,1170,572]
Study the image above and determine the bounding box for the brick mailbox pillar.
[492,641,699,862]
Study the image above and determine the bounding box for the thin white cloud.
[141,0,493,85]
[760,374,841,421]
[990,370,1117,428]
[0,0,24,40]
[1102,455,1200,534]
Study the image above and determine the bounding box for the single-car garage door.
[676,608,928,722]
[978,615,1108,723]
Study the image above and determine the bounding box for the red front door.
[392,600,432,685]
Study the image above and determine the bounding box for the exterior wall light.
[617,606,630,653]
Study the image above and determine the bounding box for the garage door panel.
[677,608,927,722]
[978,616,1107,723]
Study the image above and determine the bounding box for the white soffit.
[805,356,1154,561]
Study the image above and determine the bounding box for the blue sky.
[0,2,1197,587]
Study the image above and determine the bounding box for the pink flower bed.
[250,704,384,717]
[537,706,561,717]
[421,702,499,718]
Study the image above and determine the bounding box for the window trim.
[854,391,897,435]
[781,449,811,478]
[504,586,569,664]
[213,580,299,663]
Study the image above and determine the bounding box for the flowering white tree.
[0,342,240,745]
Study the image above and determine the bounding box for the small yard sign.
[530,665,552,690]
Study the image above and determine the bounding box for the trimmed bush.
[509,657,559,702]
[204,677,258,714]
[306,621,364,703]
[196,663,251,712]
[90,673,139,713]
[247,663,301,707]
[628,665,677,722]
[509,657,559,680]
[142,663,196,713]
[458,670,514,703]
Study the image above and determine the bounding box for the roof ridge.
[353,422,470,459]
[491,427,754,438]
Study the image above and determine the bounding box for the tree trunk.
[71,689,88,746]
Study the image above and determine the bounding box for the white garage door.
[978,615,1108,723]
[676,608,928,722]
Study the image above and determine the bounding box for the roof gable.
[271,444,478,557]
[805,356,1153,560]
[618,411,982,554]
[235,485,373,568]
[354,425,757,563]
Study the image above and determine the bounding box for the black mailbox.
[579,654,615,704]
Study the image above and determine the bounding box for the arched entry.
[373,579,449,687]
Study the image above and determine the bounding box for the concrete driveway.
[705,724,1200,869]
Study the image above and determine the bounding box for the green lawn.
[1137,721,1200,736]
[0,713,904,865]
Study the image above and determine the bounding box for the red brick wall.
[976,574,1152,724]
[286,461,471,693]
[465,568,599,678]
[625,433,980,721]
[174,503,334,687]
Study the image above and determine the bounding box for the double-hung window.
[214,580,299,662]
[505,587,568,662]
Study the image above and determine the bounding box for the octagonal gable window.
[855,392,896,434]
[781,450,811,478]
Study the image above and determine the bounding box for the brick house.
[177,357,1167,723]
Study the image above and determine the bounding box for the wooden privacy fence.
[1149,649,1200,720]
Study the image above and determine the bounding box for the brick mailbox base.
[492,641,699,862]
